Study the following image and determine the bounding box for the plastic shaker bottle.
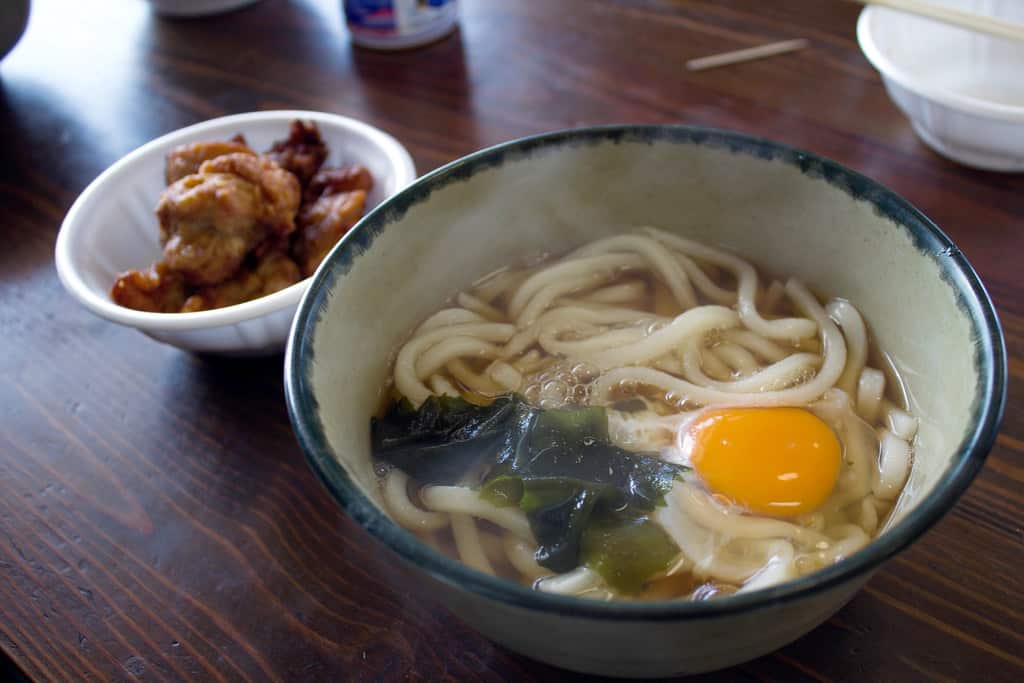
[344,0,459,50]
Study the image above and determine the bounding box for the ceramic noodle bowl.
[285,126,1005,677]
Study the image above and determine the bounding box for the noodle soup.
[370,227,916,601]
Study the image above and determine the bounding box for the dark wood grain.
[1,0,1021,680]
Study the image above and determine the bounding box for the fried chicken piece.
[303,165,373,204]
[266,120,328,189]
[113,122,373,313]
[180,248,301,312]
[288,164,373,276]
[110,261,187,313]
[198,153,301,236]
[156,154,300,286]
[156,172,264,286]
[291,189,367,277]
[165,138,255,185]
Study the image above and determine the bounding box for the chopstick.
[847,0,1024,42]
[686,38,809,72]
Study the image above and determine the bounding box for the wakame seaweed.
[483,403,684,580]
[371,394,687,592]
[371,395,520,485]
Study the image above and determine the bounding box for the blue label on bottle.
[345,0,396,30]
[345,0,457,42]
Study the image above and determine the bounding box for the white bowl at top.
[54,110,416,356]
[858,0,1024,172]
[145,0,262,18]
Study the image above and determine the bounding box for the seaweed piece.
[580,514,679,593]
[485,403,685,580]
[372,394,686,590]
[371,395,520,485]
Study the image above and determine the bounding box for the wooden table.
[2,0,1021,680]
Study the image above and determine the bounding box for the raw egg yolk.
[684,408,841,518]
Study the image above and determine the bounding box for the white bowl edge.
[856,6,1024,124]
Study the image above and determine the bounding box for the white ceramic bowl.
[55,110,416,355]
[858,0,1024,171]
[145,0,263,18]
[285,127,1005,676]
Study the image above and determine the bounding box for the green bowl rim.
[285,125,1006,621]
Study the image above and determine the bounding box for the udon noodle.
[371,227,916,601]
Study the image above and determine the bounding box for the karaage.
[164,138,254,184]
[110,121,373,314]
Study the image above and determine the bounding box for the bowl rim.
[857,6,1024,123]
[53,109,416,332]
[285,124,1007,620]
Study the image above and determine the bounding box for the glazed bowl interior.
[287,128,1003,622]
